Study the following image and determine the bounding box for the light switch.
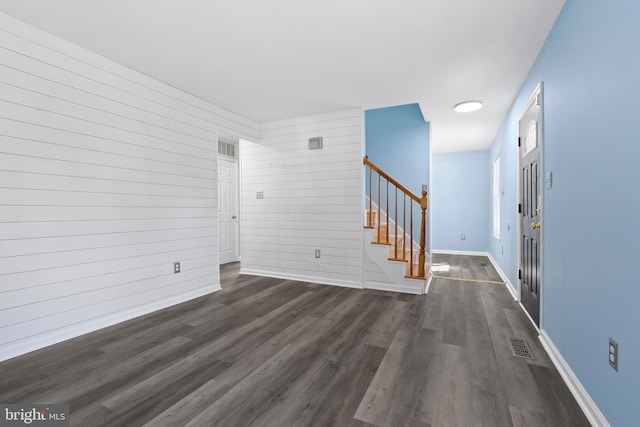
[545,172,552,189]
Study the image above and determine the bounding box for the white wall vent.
[218,140,237,158]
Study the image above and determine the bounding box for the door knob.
[531,222,541,230]
[232,216,237,219]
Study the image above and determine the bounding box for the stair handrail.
[363,155,428,278]
[364,156,420,203]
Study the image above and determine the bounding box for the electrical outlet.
[461,233,466,240]
[256,191,264,199]
[315,249,321,258]
[609,337,618,371]
[174,262,181,274]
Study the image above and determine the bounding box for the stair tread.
[405,264,431,280]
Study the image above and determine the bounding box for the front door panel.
[519,91,542,326]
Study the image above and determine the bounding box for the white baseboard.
[486,253,518,301]
[424,273,433,294]
[539,331,611,427]
[239,268,364,290]
[432,249,489,256]
[364,280,424,295]
[0,285,221,363]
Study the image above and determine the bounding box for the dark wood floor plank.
[480,287,512,328]
[509,405,549,427]
[366,298,411,348]
[355,329,412,426]
[307,345,388,427]
[488,325,548,415]
[440,280,468,346]
[305,286,359,318]
[182,344,317,427]
[0,348,105,403]
[69,405,114,427]
[142,378,228,427]
[420,291,443,331]
[215,275,284,305]
[0,257,590,427]
[428,343,475,427]
[96,318,194,355]
[386,328,443,427]
[216,291,320,363]
[502,308,553,368]
[38,336,195,410]
[528,364,591,427]
[183,301,240,327]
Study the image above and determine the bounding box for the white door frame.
[218,138,240,264]
[516,82,545,330]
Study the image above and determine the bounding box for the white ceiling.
[0,0,565,153]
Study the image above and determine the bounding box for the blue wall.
[365,104,430,250]
[490,1,640,425]
[432,150,490,252]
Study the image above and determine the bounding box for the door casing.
[218,141,240,264]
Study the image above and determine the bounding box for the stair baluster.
[363,155,429,279]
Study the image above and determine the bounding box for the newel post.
[418,190,428,278]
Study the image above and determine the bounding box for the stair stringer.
[363,228,427,294]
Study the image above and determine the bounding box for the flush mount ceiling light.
[454,100,483,113]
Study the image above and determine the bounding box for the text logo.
[0,405,69,426]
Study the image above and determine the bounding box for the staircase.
[363,156,432,295]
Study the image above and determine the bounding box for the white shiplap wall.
[0,13,259,361]
[240,109,364,288]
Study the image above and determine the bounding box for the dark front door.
[519,89,542,326]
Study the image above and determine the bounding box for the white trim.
[364,280,424,295]
[539,331,611,427]
[428,121,433,260]
[0,285,221,363]
[239,268,364,290]
[486,253,518,301]
[432,249,489,256]
[424,273,433,294]
[493,155,501,239]
[361,109,368,294]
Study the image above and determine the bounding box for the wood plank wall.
[240,109,364,288]
[0,13,259,361]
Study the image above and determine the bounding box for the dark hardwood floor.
[0,255,590,426]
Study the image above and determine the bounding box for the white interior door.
[218,156,239,264]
